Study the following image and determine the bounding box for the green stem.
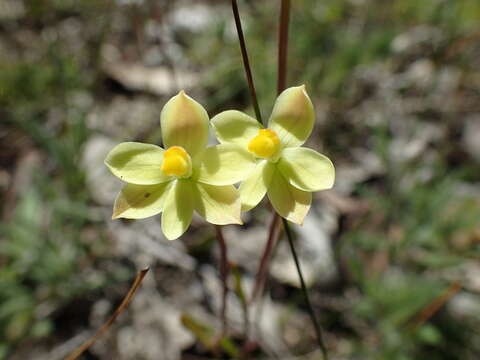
[282,218,329,359]
[231,0,264,125]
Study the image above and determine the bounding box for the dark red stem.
[250,213,281,302]
[215,225,229,335]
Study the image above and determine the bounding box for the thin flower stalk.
[231,0,263,125]
[215,225,230,336]
[250,212,282,302]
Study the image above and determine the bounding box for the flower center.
[161,146,192,177]
[247,129,280,159]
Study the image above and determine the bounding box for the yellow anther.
[247,129,281,159]
[161,146,192,177]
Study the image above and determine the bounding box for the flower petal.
[161,179,194,240]
[267,167,311,225]
[278,147,335,192]
[112,182,172,219]
[105,142,170,184]
[268,85,315,148]
[192,182,242,225]
[160,91,209,155]
[238,160,275,211]
[195,144,256,186]
[211,110,262,147]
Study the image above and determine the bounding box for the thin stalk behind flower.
[282,218,329,359]
[231,0,263,126]
[250,212,282,302]
[277,0,290,94]
[215,225,229,336]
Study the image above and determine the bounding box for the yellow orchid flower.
[211,85,335,225]
[105,91,256,240]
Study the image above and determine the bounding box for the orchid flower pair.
[105,86,335,240]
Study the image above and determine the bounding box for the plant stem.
[277,1,328,358]
[215,225,229,336]
[250,213,282,302]
[277,0,290,95]
[66,268,149,360]
[231,0,264,125]
[282,218,329,359]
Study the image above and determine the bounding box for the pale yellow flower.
[211,85,335,224]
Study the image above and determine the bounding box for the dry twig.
[65,267,149,360]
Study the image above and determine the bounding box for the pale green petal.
[192,182,242,225]
[112,182,172,219]
[160,91,209,155]
[278,147,335,192]
[105,142,170,184]
[161,179,194,240]
[239,160,275,212]
[211,110,262,147]
[195,144,256,186]
[267,168,311,225]
[268,85,315,148]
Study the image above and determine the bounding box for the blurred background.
[1,0,480,359]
